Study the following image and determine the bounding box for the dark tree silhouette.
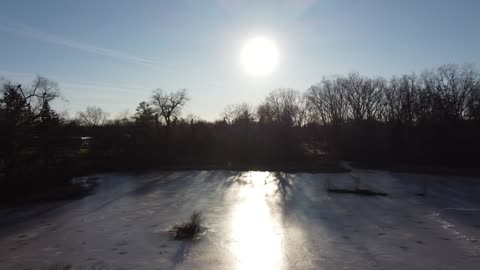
[257,88,308,127]
[222,103,256,125]
[76,106,109,126]
[2,63,480,203]
[0,76,62,191]
[134,101,157,127]
[151,89,189,132]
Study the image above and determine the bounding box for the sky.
[1,0,480,120]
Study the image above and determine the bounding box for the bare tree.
[467,80,480,120]
[338,73,385,121]
[258,88,307,127]
[307,77,348,126]
[419,64,478,121]
[221,104,236,125]
[463,65,480,120]
[0,76,61,181]
[76,106,109,126]
[1,76,60,127]
[112,109,131,125]
[384,74,419,124]
[151,89,189,129]
[221,103,256,125]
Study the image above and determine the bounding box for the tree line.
[1,63,479,200]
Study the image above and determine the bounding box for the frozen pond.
[1,167,480,269]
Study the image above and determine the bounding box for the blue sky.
[1,0,479,120]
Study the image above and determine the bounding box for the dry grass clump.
[326,177,387,196]
[43,263,73,270]
[43,262,109,270]
[327,187,387,196]
[170,210,203,239]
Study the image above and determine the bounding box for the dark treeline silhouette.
[307,64,480,167]
[1,64,480,201]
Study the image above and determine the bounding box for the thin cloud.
[0,20,157,66]
[0,70,151,96]
[0,70,36,82]
[61,81,151,95]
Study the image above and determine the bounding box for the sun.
[241,37,279,76]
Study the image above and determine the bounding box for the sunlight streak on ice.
[229,171,284,270]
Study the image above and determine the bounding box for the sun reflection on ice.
[230,171,285,270]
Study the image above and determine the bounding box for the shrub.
[43,263,73,270]
[170,210,203,239]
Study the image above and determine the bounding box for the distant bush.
[327,187,387,196]
[326,176,387,196]
[43,262,109,270]
[43,263,73,270]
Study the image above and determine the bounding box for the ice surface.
[1,168,480,269]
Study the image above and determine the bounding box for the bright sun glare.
[230,171,283,270]
[241,37,279,76]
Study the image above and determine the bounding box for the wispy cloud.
[0,19,157,66]
[0,69,151,94]
[0,70,37,82]
[0,69,151,113]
